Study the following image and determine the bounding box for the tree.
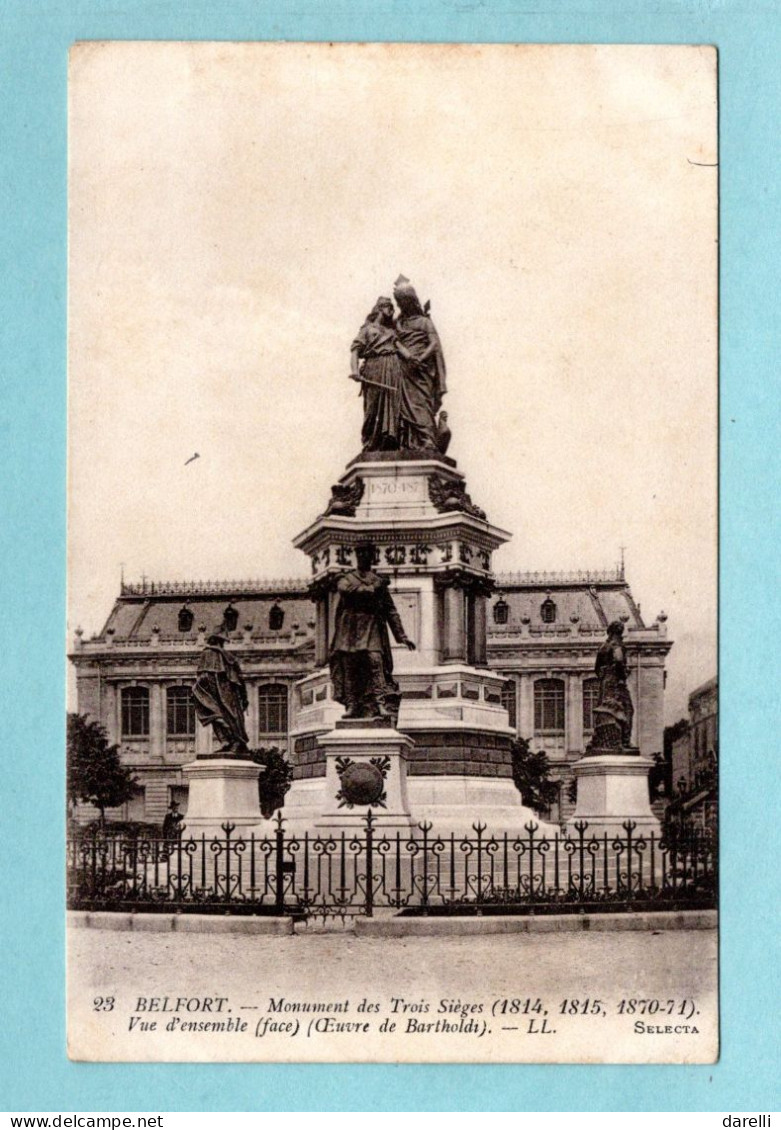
[67,713,141,828]
[510,737,560,816]
[248,747,294,819]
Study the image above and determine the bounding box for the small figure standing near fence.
[162,800,185,840]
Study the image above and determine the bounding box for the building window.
[582,677,600,732]
[178,605,194,632]
[258,683,288,736]
[493,597,509,625]
[501,679,517,729]
[223,603,239,632]
[121,686,149,736]
[540,596,557,623]
[269,604,285,631]
[534,678,565,733]
[166,685,195,736]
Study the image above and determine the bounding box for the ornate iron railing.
[67,815,716,920]
[495,568,625,586]
[119,577,309,597]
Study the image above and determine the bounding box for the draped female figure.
[350,297,405,452]
[392,275,447,452]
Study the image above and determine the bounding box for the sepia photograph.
[66,41,718,1064]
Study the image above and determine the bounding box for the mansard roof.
[79,567,664,648]
[491,569,646,633]
[96,579,315,645]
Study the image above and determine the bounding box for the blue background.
[1,0,778,1113]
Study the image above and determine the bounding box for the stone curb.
[354,910,717,937]
[68,911,294,935]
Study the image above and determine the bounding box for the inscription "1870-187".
[369,480,422,496]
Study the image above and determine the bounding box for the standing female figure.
[350,297,404,452]
[392,275,447,451]
[591,620,635,750]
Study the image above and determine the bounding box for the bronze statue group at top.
[350,275,450,455]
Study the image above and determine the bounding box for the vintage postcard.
[66,41,718,1064]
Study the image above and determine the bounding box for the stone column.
[472,592,488,667]
[519,673,534,738]
[245,681,258,749]
[505,673,520,733]
[442,584,467,664]
[149,683,165,764]
[567,674,584,755]
[327,589,338,654]
[315,594,329,666]
[104,682,119,744]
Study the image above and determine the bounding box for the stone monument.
[181,627,263,834]
[566,621,661,836]
[287,277,557,835]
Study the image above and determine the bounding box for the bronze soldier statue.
[329,542,415,721]
[192,628,250,755]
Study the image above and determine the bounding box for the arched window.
[500,679,517,730]
[582,677,600,732]
[177,605,194,632]
[223,603,239,632]
[269,604,285,631]
[493,597,509,625]
[534,678,565,733]
[166,685,195,736]
[540,596,557,623]
[258,684,288,736]
[121,686,149,736]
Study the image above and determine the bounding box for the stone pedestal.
[314,722,415,832]
[291,453,521,834]
[181,757,263,836]
[566,750,661,837]
[288,452,572,837]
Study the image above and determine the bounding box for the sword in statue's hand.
[348,373,396,392]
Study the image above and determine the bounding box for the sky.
[68,42,717,722]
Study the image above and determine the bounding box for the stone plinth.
[313,722,415,832]
[181,757,263,835]
[565,750,661,837]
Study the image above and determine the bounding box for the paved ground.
[68,922,718,1064]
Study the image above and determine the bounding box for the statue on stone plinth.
[329,542,416,721]
[193,629,250,755]
[590,620,635,750]
[393,275,447,452]
[350,297,405,452]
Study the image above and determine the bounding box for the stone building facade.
[668,676,718,833]
[70,568,671,828]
